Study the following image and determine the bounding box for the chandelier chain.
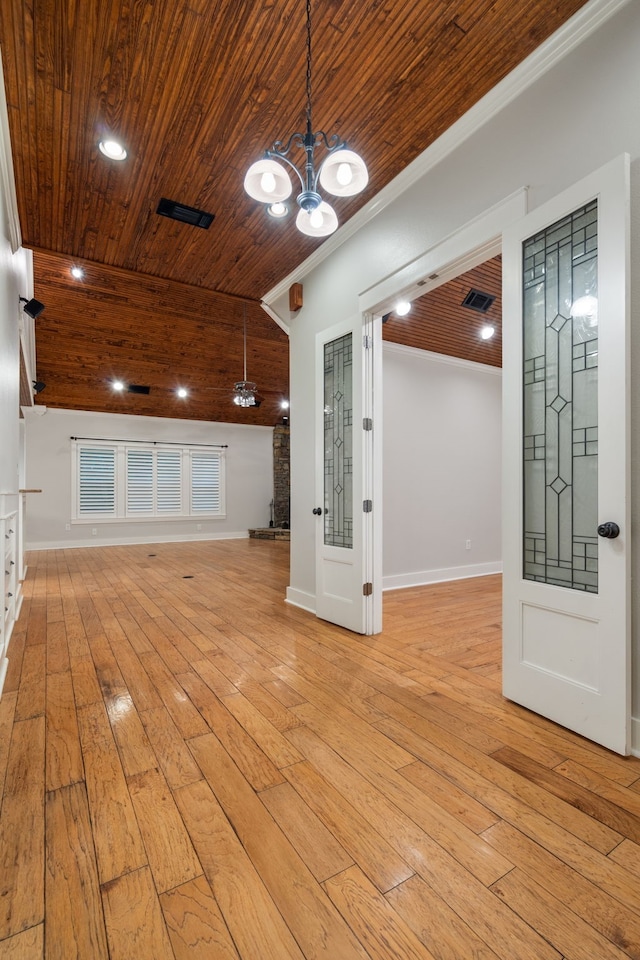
[305,0,312,130]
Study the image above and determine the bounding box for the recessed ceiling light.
[177,387,188,398]
[112,380,125,391]
[395,300,411,316]
[70,266,84,279]
[98,139,127,161]
[480,325,496,340]
[267,202,288,219]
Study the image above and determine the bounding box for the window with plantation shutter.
[78,446,116,516]
[72,440,225,521]
[156,450,182,513]
[191,452,222,513]
[126,449,154,515]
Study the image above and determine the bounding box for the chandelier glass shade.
[233,305,258,407]
[243,0,368,238]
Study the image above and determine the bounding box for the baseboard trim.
[630,716,640,758]
[26,531,250,550]
[383,561,502,591]
[0,656,8,701]
[285,587,316,615]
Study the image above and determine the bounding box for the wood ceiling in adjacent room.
[0,0,587,420]
[384,256,502,368]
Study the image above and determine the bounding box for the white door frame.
[359,188,528,633]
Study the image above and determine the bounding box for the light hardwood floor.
[1,539,640,959]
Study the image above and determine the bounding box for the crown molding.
[263,0,631,306]
[383,338,503,376]
[0,51,22,253]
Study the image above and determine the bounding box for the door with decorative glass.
[314,315,378,634]
[502,155,630,754]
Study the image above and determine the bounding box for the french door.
[502,155,630,754]
[314,314,380,634]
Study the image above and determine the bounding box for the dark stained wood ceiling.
[383,256,502,367]
[0,0,587,421]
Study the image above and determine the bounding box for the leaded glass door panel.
[502,155,630,755]
[315,315,377,634]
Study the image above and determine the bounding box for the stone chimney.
[272,420,290,528]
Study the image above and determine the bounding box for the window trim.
[71,439,226,522]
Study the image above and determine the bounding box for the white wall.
[23,407,274,548]
[383,343,502,589]
[0,66,30,505]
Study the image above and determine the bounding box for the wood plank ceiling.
[0,0,587,422]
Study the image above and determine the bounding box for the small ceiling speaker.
[20,297,46,319]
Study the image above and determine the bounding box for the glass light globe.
[296,202,338,238]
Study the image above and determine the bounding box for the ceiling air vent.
[156,197,215,229]
[127,384,151,395]
[461,288,496,313]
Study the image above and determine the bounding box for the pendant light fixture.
[233,304,258,407]
[244,0,368,238]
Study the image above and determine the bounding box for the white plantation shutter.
[156,449,182,513]
[78,446,116,516]
[74,441,224,520]
[191,452,221,513]
[126,448,154,514]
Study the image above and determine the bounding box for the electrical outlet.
[65,523,70,531]
[466,539,471,550]
[92,528,97,536]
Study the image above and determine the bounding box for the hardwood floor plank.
[492,747,640,844]
[101,866,175,960]
[236,679,304,732]
[0,924,44,959]
[188,732,369,960]
[0,717,45,939]
[76,701,147,884]
[160,876,241,960]
[138,651,210,740]
[14,644,46,721]
[324,865,438,959]
[483,820,640,957]
[69,654,103,707]
[45,783,109,959]
[178,672,284,791]
[221,691,303,768]
[607,839,640,879]
[400,759,500,834]
[283,757,415,893]
[0,691,17,799]
[373,704,622,854]
[174,779,306,960]
[490,868,633,960]
[45,621,70,676]
[139,704,203,789]
[127,766,202,894]
[291,702,513,886]
[45,671,83,791]
[261,781,354,882]
[386,874,502,960]
[554,758,640,819]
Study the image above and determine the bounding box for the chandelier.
[243,0,368,238]
[233,304,259,407]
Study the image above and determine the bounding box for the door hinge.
[363,499,372,513]
[363,417,373,431]
[363,334,372,349]
[363,582,373,596]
